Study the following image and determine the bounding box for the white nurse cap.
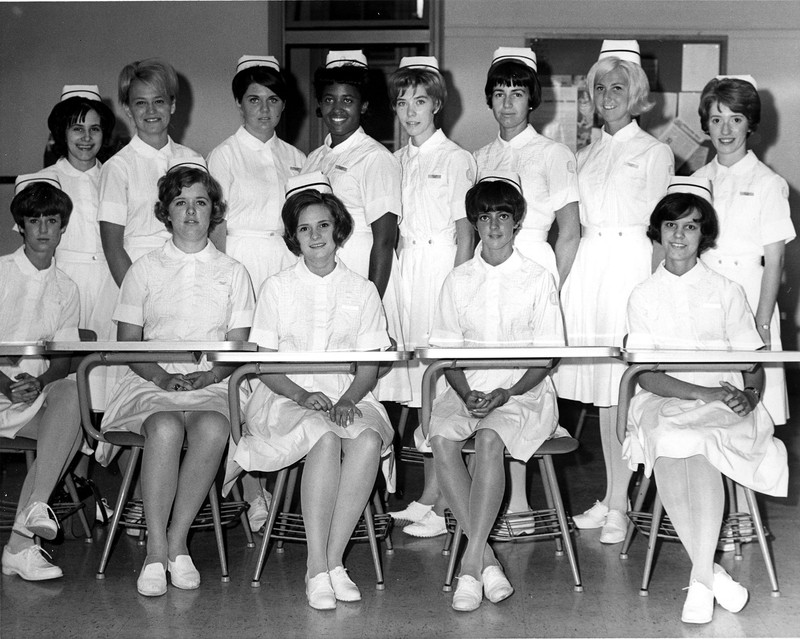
[60,85,102,102]
[598,40,641,66]
[667,176,713,204]
[325,50,368,68]
[398,56,440,72]
[285,171,333,199]
[166,158,208,174]
[715,74,758,90]
[477,169,522,195]
[14,172,62,195]
[491,47,537,73]
[236,55,280,74]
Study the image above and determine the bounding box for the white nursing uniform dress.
[304,127,410,402]
[207,127,306,291]
[557,121,673,406]
[474,124,579,283]
[395,129,476,406]
[98,240,254,464]
[0,247,80,437]
[694,151,795,424]
[228,259,394,485]
[419,250,568,461]
[622,261,787,497]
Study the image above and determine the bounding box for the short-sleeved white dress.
[557,121,673,406]
[395,129,476,406]
[228,259,394,483]
[420,250,569,461]
[622,261,788,497]
[694,151,795,425]
[207,127,306,291]
[0,247,80,437]
[304,127,410,402]
[98,240,254,463]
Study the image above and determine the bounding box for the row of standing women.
[1,38,793,625]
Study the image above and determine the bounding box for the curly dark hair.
[281,190,354,256]
[154,167,226,234]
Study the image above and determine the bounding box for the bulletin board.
[525,35,727,173]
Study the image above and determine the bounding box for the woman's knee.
[142,412,185,445]
[186,411,229,446]
[475,428,505,457]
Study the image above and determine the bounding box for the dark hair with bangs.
[484,60,542,111]
[282,190,354,256]
[11,182,73,230]
[313,65,370,104]
[47,97,116,160]
[232,66,288,103]
[465,180,526,227]
[154,167,226,233]
[647,193,718,255]
[698,77,760,135]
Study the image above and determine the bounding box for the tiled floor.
[2,392,798,638]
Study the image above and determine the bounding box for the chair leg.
[251,468,288,588]
[396,404,410,443]
[542,455,583,592]
[231,483,255,548]
[97,447,141,579]
[573,406,588,441]
[362,500,385,590]
[443,520,462,592]
[441,529,454,556]
[538,457,563,556]
[744,487,780,596]
[640,492,663,596]
[276,467,299,552]
[372,490,393,553]
[621,472,651,559]
[63,472,93,542]
[207,482,229,583]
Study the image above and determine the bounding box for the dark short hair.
[647,193,718,255]
[118,58,178,106]
[484,60,542,111]
[465,180,526,226]
[281,190,354,256]
[154,167,226,234]
[389,67,447,110]
[313,65,370,104]
[698,77,760,134]
[232,66,288,103]
[11,182,73,231]
[47,96,116,160]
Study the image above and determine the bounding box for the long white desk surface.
[0,342,45,356]
[622,349,800,364]
[46,341,255,352]
[415,346,619,359]
[208,350,412,363]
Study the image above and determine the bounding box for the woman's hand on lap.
[719,381,757,417]
[297,390,333,412]
[7,373,42,404]
[329,399,362,428]
[184,370,217,390]
[469,388,510,418]
[153,372,193,392]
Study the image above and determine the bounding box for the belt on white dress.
[516,228,549,242]
[56,249,106,264]
[400,234,456,248]
[227,229,282,239]
[581,224,648,239]
[704,254,762,268]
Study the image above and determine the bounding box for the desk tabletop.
[208,350,413,363]
[622,349,800,364]
[415,346,619,359]
[0,342,46,356]
[46,341,256,353]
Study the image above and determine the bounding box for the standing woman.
[303,50,410,403]
[693,75,794,425]
[475,47,580,287]
[557,40,673,543]
[208,55,306,291]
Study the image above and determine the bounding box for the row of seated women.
[0,38,792,625]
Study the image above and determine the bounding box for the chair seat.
[103,431,146,447]
[460,435,579,457]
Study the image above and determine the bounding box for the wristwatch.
[759,323,770,331]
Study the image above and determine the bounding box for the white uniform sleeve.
[625,285,656,349]
[112,258,147,327]
[97,157,129,226]
[249,277,280,349]
[356,282,392,351]
[546,143,580,212]
[54,281,81,341]
[227,263,255,332]
[448,150,477,223]
[429,273,464,346]
[362,152,402,225]
[724,280,765,350]
[759,173,795,246]
[643,143,674,216]
[207,144,234,214]
[530,272,565,347]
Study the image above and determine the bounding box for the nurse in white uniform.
[208,55,306,292]
[303,50,411,403]
[474,47,580,287]
[693,75,794,425]
[557,40,673,544]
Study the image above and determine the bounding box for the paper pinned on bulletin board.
[682,43,720,92]
[532,85,578,152]
[659,118,708,173]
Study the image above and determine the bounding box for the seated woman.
[228,173,394,611]
[1,178,83,581]
[425,172,567,612]
[100,159,254,597]
[623,178,788,624]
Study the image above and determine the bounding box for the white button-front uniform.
[304,126,410,402]
[207,126,305,291]
[0,247,80,437]
[622,260,787,498]
[694,150,795,424]
[419,250,568,460]
[474,124,579,283]
[227,259,394,485]
[558,121,673,406]
[98,240,254,464]
[396,128,476,406]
